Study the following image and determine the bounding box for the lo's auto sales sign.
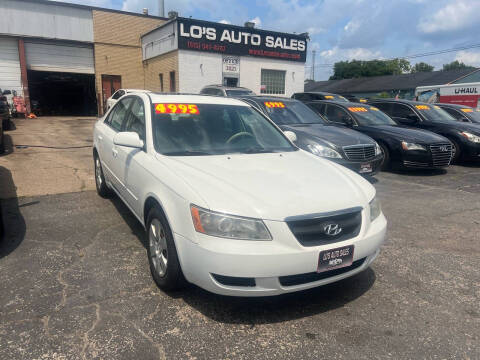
[177,18,307,62]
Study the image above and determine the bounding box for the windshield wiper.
[163,150,213,156]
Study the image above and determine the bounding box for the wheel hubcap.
[149,219,168,277]
[95,158,102,187]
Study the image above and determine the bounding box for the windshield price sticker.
[415,105,430,110]
[461,108,474,113]
[370,106,380,111]
[155,103,199,114]
[264,102,285,108]
[348,107,368,112]
[324,95,334,99]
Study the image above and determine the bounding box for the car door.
[117,96,149,214]
[101,96,134,194]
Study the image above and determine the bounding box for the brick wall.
[92,10,165,113]
[144,51,179,93]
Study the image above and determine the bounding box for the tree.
[411,62,434,73]
[442,60,474,71]
[330,58,411,80]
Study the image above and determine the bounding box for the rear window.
[225,89,253,96]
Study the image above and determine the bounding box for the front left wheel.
[94,153,112,198]
[147,207,186,291]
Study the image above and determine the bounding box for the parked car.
[435,103,480,124]
[240,96,383,175]
[0,92,10,133]
[93,93,387,296]
[200,85,254,97]
[292,91,349,102]
[106,89,151,111]
[369,99,480,163]
[306,100,453,170]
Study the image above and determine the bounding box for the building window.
[169,71,176,92]
[261,69,286,95]
[159,73,164,92]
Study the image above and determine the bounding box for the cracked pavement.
[0,118,479,359]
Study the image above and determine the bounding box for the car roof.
[241,95,296,102]
[306,99,367,106]
[202,85,252,91]
[296,91,339,96]
[436,103,473,109]
[368,98,429,106]
[125,89,151,93]
[147,93,250,106]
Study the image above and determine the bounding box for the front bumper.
[331,154,383,176]
[175,212,387,296]
[461,142,480,160]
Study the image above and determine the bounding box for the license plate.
[359,163,372,173]
[318,245,354,273]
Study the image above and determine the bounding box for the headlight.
[369,196,381,222]
[460,131,480,143]
[401,141,426,151]
[307,144,342,158]
[190,205,272,240]
[374,142,382,156]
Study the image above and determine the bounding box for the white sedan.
[93,93,387,296]
[106,89,151,111]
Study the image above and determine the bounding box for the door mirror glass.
[341,116,354,126]
[113,132,144,149]
[460,117,471,123]
[284,130,297,143]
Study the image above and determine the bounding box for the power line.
[304,42,480,69]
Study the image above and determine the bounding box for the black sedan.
[305,100,453,170]
[369,99,480,162]
[240,96,383,175]
[435,103,480,124]
[292,91,349,102]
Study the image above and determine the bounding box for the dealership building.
[0,0,307,116]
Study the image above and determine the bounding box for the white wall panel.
[0,37,22,95]
[0,0,93,43]
[25,41,94,74]
[178,50,222,93]
[142,21,178,61]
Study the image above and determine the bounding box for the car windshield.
[226,89,253,96]
[415,104,457,122]
[263,100,325,125]
[151,103,296,155]
[348,105,397,126]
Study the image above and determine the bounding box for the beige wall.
[144,51,179,93]
[92,10,165,113]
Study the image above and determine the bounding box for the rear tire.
[94,152,112,198]
[379,143,390,170]
[147,207,186,291]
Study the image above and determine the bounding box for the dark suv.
[200,85,254,97]
[292,91,349,102]
[369,99,480,162]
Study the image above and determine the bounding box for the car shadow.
[0,134,14,157]
[386,167,447,176]
[109,193,377,324]
[0,166,26,259]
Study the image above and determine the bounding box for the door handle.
[112,148,118,158]
[98,135,103,140]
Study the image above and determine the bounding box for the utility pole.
[159,0,165,17]
[311,50,316,80]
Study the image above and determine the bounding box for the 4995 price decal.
[155,103,200,114]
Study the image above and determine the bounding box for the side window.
[325,104,350,124]
[442,107,462,120]
[372,102,392,115]
[107,97,134,131]
[124,98,146,141]
[215,89,225,97]
[392,103,416,119]
[308,102,325,115]
[112,90,124,100]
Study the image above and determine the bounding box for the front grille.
[343,144,376,161]
[286,207,362,247]
[403,160,430,167]
[279,257,366,286]
[430,143,453,167]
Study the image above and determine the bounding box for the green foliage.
[330,58,411,80]
[442,60,474,71]
[411,62,434,73]
[376,91,391,98]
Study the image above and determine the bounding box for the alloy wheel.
[149,218,168,277]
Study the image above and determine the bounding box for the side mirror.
[404,114,419,123]
[284,130,297,143]
[113,132,144,149]
[341,116,354,126]
[460,117,470,123]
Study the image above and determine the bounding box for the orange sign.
[324,95,334,99]
[415,105,430,110]
[461,108,473,113]
[264,101,285,108]
[155,103,199,114]
[348,107,368,112]
[370,106,380,111]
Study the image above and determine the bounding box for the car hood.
[160,151,374,221]
[363,125,449,143]
[280,124,375,148]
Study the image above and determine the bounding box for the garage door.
[25,40,94,74]
[0,37,22,94]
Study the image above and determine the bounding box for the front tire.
[449,138,461,163]
[94,153,112,198]
[379,143,390,170]
[147,207,186,291]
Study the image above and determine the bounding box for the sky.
[64,0,480,80]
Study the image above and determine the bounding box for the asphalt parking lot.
[0,118,479,359]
